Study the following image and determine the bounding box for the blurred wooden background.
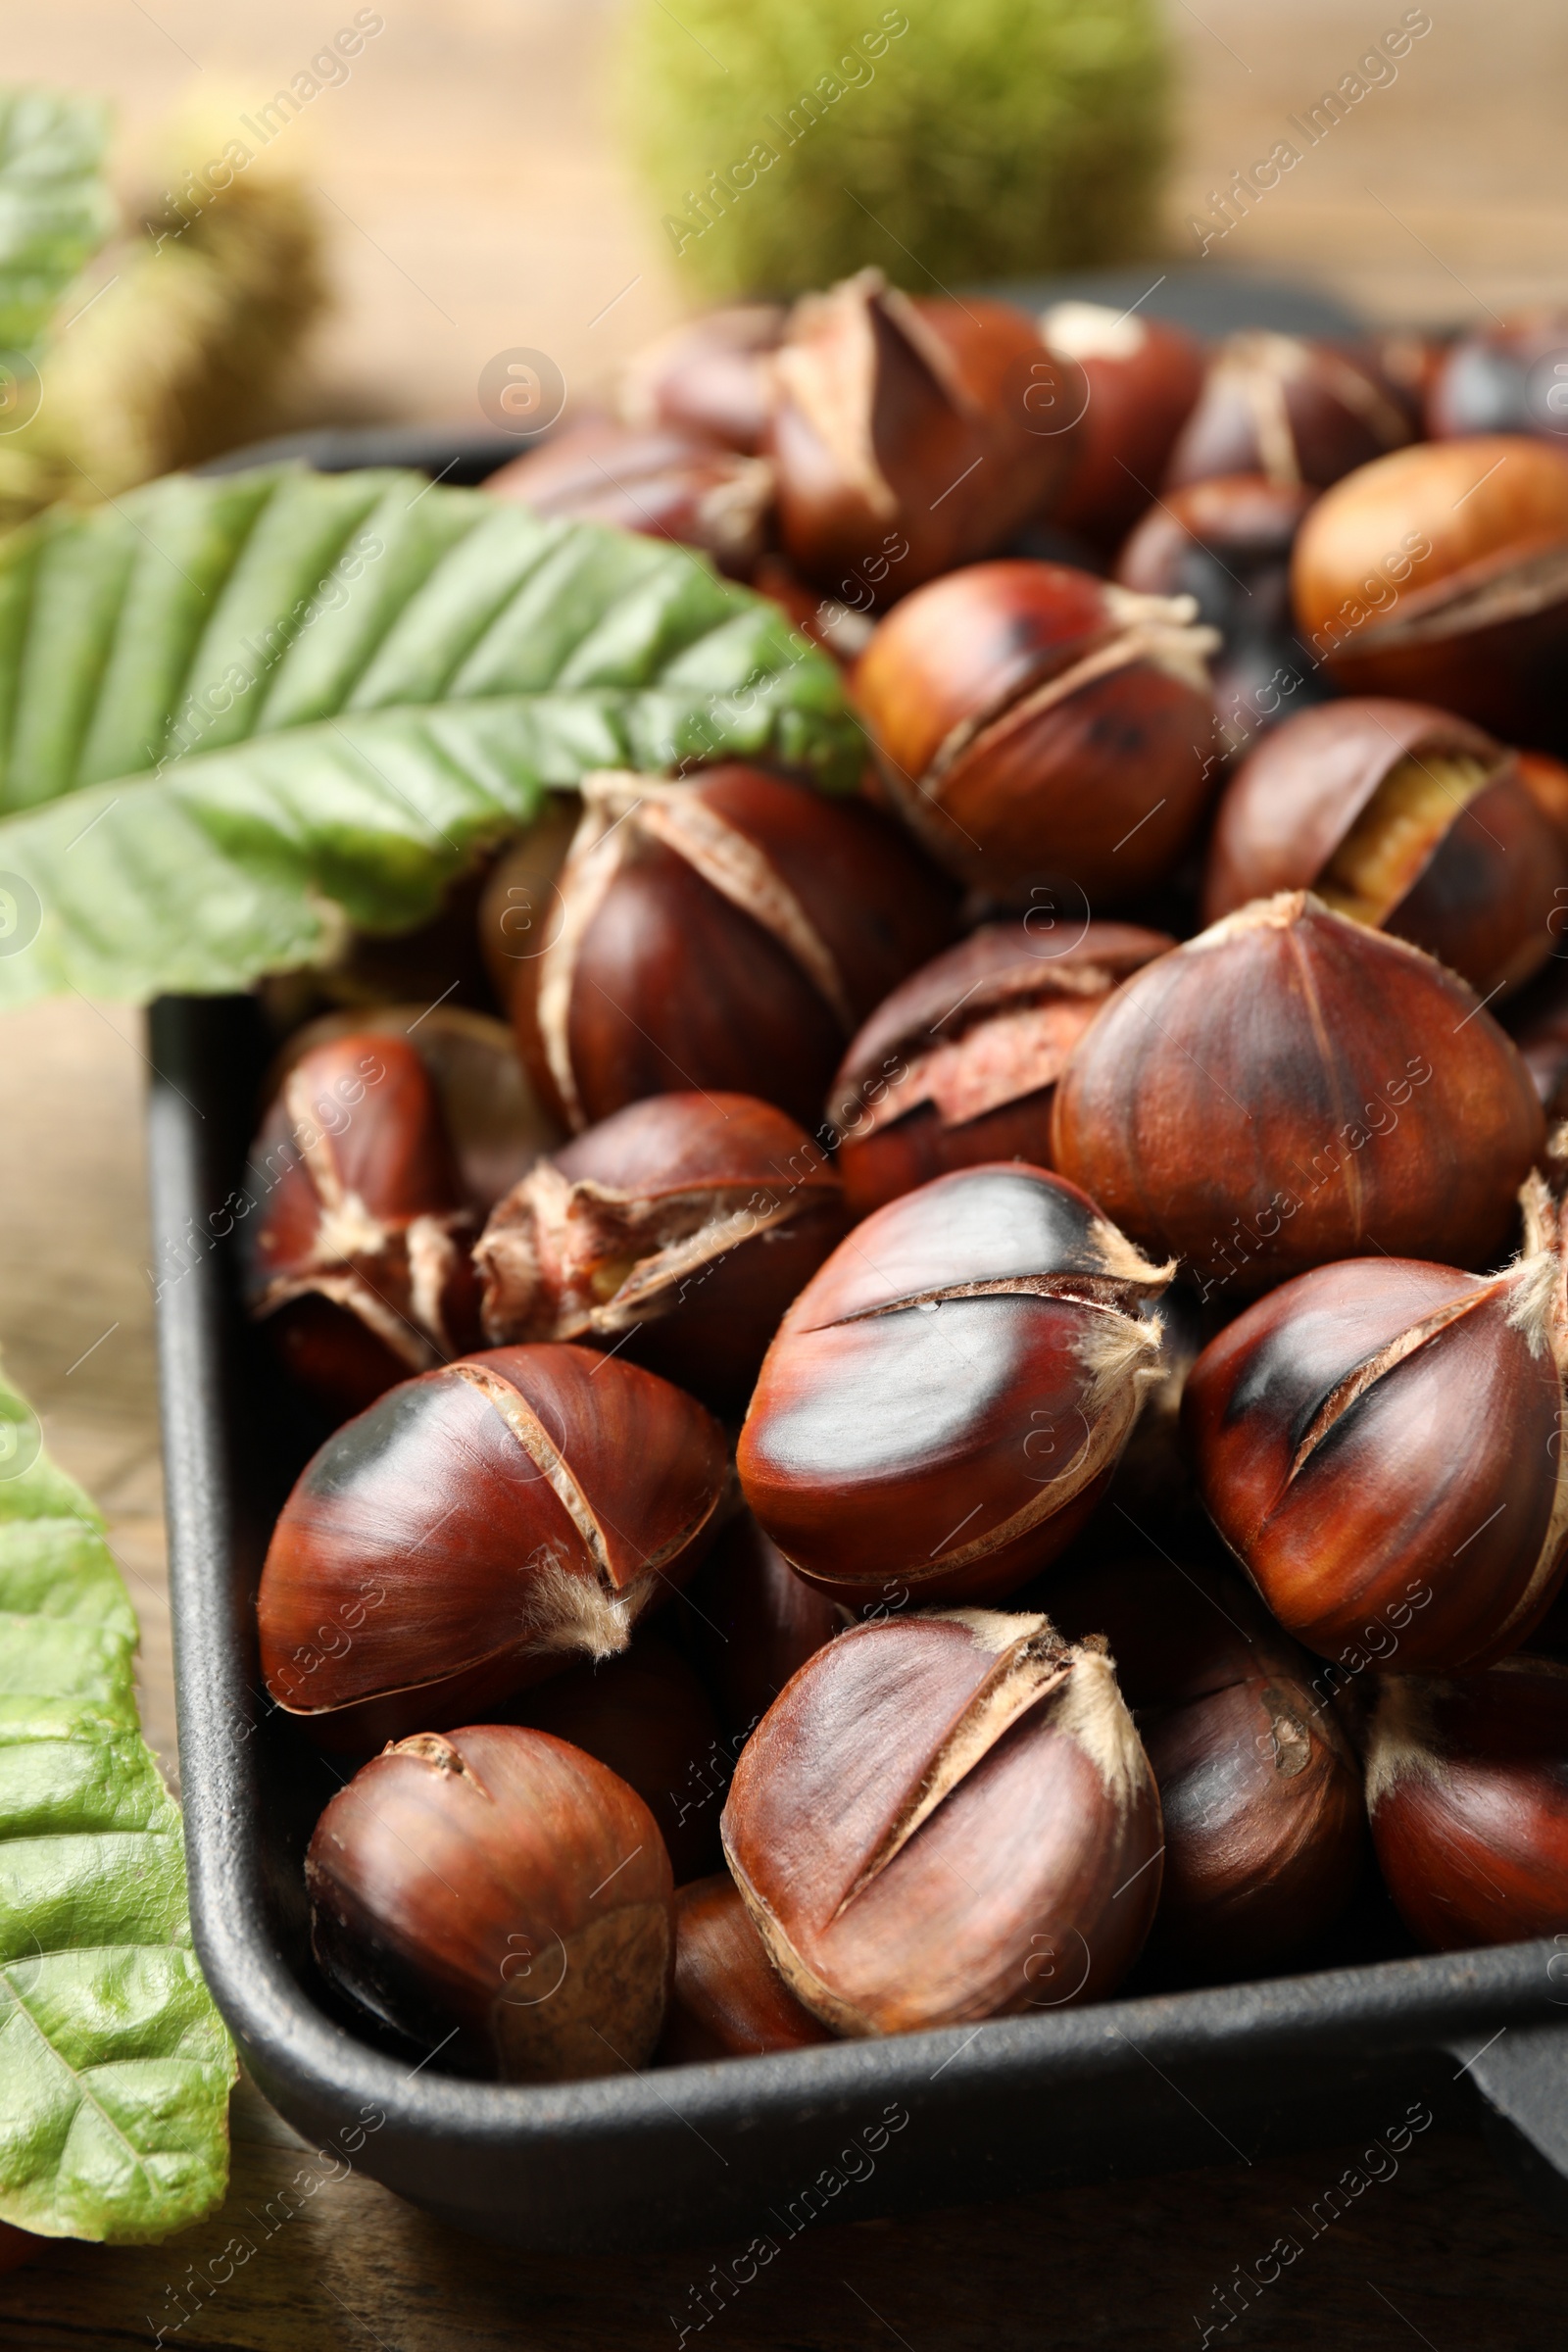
[1,1,1567,2342]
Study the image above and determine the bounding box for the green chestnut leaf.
[0,1364,235,2243]
[0,88,115,356]
[0,464,863,1006]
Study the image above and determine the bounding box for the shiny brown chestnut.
[1038,302,1204,546]
[1366,1661,1568,1950]
[1164,332,1412,493]
[682,1511,844,1748]
[738,1164,1171,1606]
[1049,1547,1364,1974]
[828,920,1175,1218]
[767,270,1078,599]
[306,1724,674,2080]
[257,1342,727,1746]
[721,1610,1161,2036]
[243,1034,481,1419]
[1203,698,1568,998]
[1183,1188,1568,1675]
[1291,436,1568,740]
[484,417,774,577]
[508,1632,724,1884]
[510,763,955,1135]
[659,1873,832,2063]
[852,560,1219,894]
[1113,472,1325,750]
[617,304,786,454]
[1051,893,1545,1299]
[474,1091,847,1409]
[1426,310,1568,446]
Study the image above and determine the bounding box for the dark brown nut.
[269,1004,564,1216]
[1183,1185,1568,1675]
[1049,1548,1364,1975]
[829,919,1176,1218]
[257,1342,727,1748]
[1113,471,1325,750]
[1291,435,1568,739]
[683,1510,845,1747]
[306,1724,674,2081]
[1426,311,1568,445]
[1051,893,1546,1298]
[851,559,1219,894]
[484,417,774,576]
[721,1610,1161,2036]
[1366,1661,1568,1949]
[617,304,786,454]
[509,763,955,1136]
[1203,698,1568,999]
[1039,302,1205,545]
[243,1034,481,1419]
[474,1091,847,1410]
[1164,332,1412,493]
[508,1633,724,1884]
[737,1164,1172,1607]
[659,1873,833,2063]
[766,270,1079,598]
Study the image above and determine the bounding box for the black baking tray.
[151,990,1568,2250]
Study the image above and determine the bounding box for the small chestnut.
[1366,1661,1568,1950]
[1039,301,1205,547]
[1183,1186,1568,1676]
[852,559,1219,894]
[306,1724,674,2080]
[484,417,774,577]
[721,1609,1161,2036]
[1051,892,1545,1297]
[828,919,1175,1218]
[682,1510,844,1748]
[767,270,1079,598]
[257,1342,727,1745]
[1048,1547,1364,1975]
[617,304,786,454]
[473,1091,848,1409]
[1291,435,1568,740]
[1203,697,1568,998]
[243,1034,481,1419]
[659,1873,832,2063]
[509,762,955,1136]
[737,1164,1172,1606]
[1164,332,1412,493]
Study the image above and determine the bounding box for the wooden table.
[0,995,1565,2348]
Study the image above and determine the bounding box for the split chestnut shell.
[737,1164,1172,1605]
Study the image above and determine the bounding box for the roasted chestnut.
[1183,1187,1568,1676]
[1049,1546,1365,1974]
[682,1510,844,1748]
[767,270,1078,598]
[617,304,786,454]
[306,1724,674,2081]
[1039,301,1205,547]
[1051,892,1545,1298]
[257,1342,727,1746]
[852,560,1219,893]
[1291,435,1568,741]
[509,763,955,1135]
[243,1034,481,1419]
[473,1091,847,1408]
[1366,1661,1568,1949]
[828,919,1175,1218]
[1426,311,1568,446]
[1113,472,1325,751]
[1203,698,1568,998]
[659,1873,832,2063]
[485,417,774,576]
[1164,332,1412,493]
[721,1610,1161,2035]
[738,1164,1172,1605]
[508,1632,724,1884]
